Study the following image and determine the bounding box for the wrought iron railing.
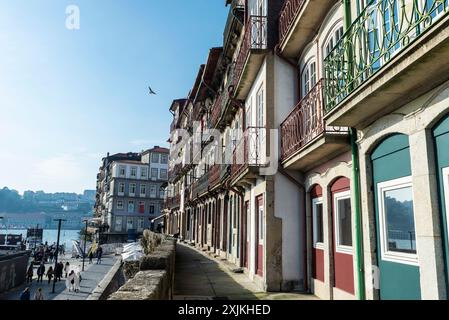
[168,163,182,182]
[211,93,223,128]
[324,0,449,111]
[280,79,347,160]
[231,127,266,180]
[233,15,268,89]
[279,0,306,46]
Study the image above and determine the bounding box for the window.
[152,153,159,163]
[149,205,155,215]
[149,185,157,198]
[444,168,449,245]
[160,169,168,180]
[312,198,324,248]
[258,203,264,241]
[138,201,145,214]
[141,167,148,179]
[128,201,135,213]
[324,25,344,58]
[119,166,126,177]
[118,183,125,195]
[161,154,168,164]
[137,217,145,232]
[129,183,136,196]
[130,167,137,178]
[256,86,264,127]
[151,168,158,179]
[302,60,317,96]
[377,176,418,265]
[334,191,352,253]
[127,217,134,231]
[140,184,146,197]
[115,216,122,232]
[117,200,124,210]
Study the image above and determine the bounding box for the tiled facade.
[165,0,449,299]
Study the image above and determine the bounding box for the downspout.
[344,0,366,301]
[278,165,308,293]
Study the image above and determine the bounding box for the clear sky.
[0,0,228,194]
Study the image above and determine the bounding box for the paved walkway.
[0,255,117,301]
[174,243,318,300]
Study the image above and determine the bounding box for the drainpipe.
[343,0,366,301]
[278,165,308,293]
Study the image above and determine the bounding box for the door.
[255,195,264,277]
[331,178,355,295]
[245,201,250,268]
[311,185,325,282]
[371,134,421,300]
[433,114,449,292]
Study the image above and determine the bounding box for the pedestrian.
[26,264,34,284]
[68,270,76,292]
[46,266,54,284]
[96,246,103,264]
[49,250,54,263]
[64,262,70,278]
[20,287,31,301]
[34,288,44,300]
[88,250,94,264]
[37,263,45,283]
[56,262,63,281]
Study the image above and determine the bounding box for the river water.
[0,229,81,251]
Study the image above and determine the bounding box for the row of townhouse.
[165,0,449,300]
[94,147,169,243]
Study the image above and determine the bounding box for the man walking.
[37,263,45,283]
[96,246,103,264]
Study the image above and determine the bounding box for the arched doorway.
[433,114,449,292]
[371,133,420,300]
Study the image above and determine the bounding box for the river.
[0,229,81,251]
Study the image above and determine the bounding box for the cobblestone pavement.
[0,254,118,301]
[174,243,318,300]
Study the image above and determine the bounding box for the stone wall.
[0,251,31,294]
[108,234,176,300]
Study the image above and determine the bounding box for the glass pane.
[338,198,352,247]
[316,203,324,243]
[384,186,416,254]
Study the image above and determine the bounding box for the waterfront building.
[94,147,169,243]
[165,0,449,299]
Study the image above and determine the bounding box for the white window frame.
[127,217,134,231]
[140,167,148,179]
[443,167,449,248]
[117,200,124,210]
[160,169,168,180]
[137,217,145,232]
[334,190,353,254]
[152,153,159,163]
[130,167,137,178]
[258,200,264,243]
[151,168,158,180]
[140,184,147,197]
[312,197,325,250]
[119,166,126,177]
[149,185,157,198]
[115,216,123,232]
[128,200,135,213]
[129,183,136,197]
[301,59,317,97]
[377,176,418,266]
[161,154,168,164]
[118,183,125,196]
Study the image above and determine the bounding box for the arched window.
[323,22,344,59]
[301,59,317,97]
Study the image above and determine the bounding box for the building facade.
[94,147,169,242]
[166,0,449,299]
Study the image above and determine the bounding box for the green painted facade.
[371,134,421,300]
[433,114,449,293]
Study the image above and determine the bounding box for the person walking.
[34,288,44,300]
[26,264,34,284]
[88,250,94,264]
[37,263,45,283]
[56,262,63,282]
[46,266,54,284]
[96,246,103,265]
[67,270,75,292]
[20,287,31,301]
[49,250,54,263]
[64,262,70,278]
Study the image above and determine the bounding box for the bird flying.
[148,86,157,95]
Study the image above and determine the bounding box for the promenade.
[0,254,117,301]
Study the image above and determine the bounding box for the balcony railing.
[279,0,306,46]
[168,163,182,182]
[231,127,266,180]
[211,93,223,128]
[324,0,449,112]
[233,15,268,89]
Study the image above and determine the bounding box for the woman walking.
[34,288,44,300]
[64,262,70,278]
[46,266,54,284]
[26,264,34,284]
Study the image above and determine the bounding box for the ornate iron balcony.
[279,0,306,46]
[324,0,449,112]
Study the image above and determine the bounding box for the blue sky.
[0,0,228,194]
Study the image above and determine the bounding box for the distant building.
[94,147,169,243]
